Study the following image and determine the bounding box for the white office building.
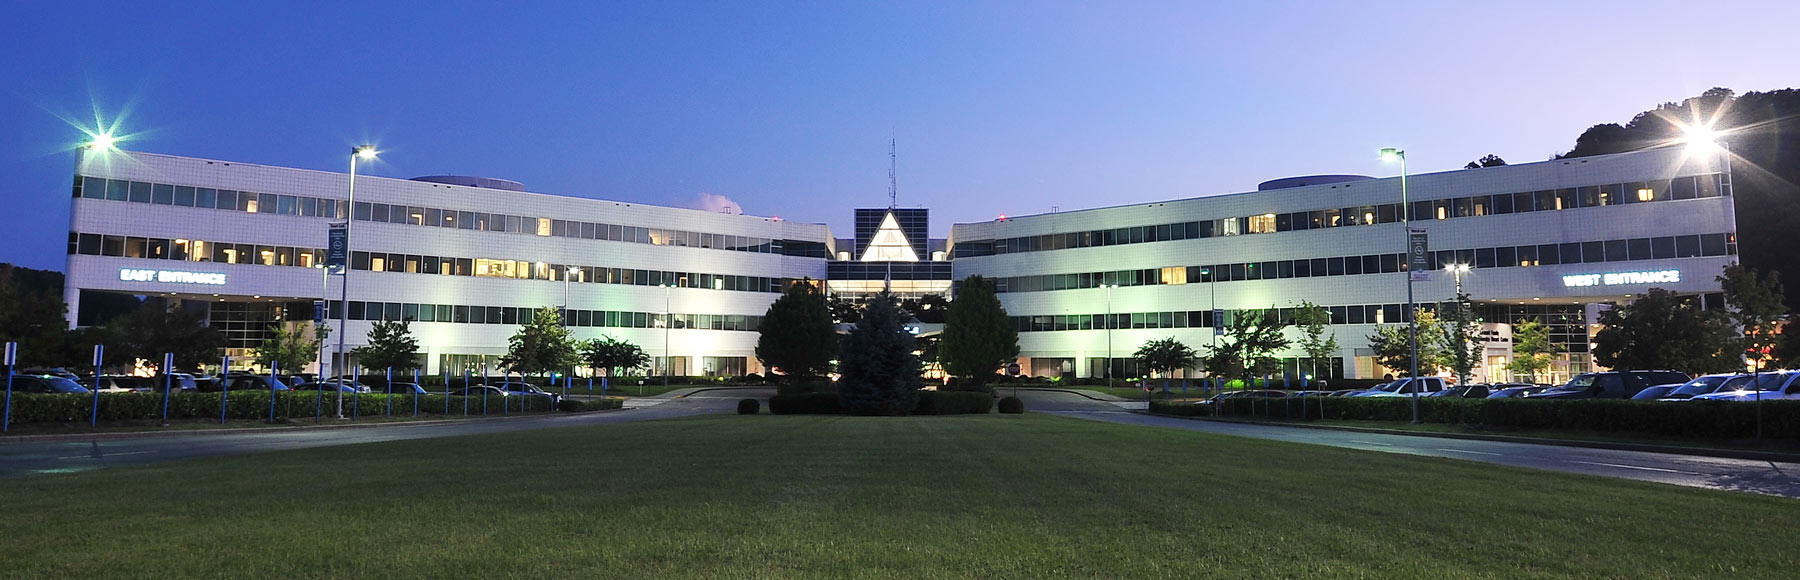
[946,146,1738,382]
[65,150,833,377]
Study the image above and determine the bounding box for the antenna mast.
[887,138,898,209]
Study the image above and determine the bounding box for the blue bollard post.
[352,365,360,419]
[91,344,104,427]
[269,361,279,422]
[160,352,173,424]
[220,354,230,424]
[386,367,393,417]
[413,369,420,417]
[588,376,593,394]
[463,370,470,416]
[4,342,15,433]
[482,366,489,416]
[315,363,324,422]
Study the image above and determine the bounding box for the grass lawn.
[1,414,1794,578]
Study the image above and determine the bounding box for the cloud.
[688,192,744,215]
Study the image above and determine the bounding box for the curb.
[0,407,631,446]
[1140,411,1800,463]
[1012,387,1133,402]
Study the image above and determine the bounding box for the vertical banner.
[326,223,349,271]
[1212,310,1224,336]
[1408,228,1431,282]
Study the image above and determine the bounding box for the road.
[0,389,752,479]
[1018,389,1800,499]
[4,387,1798,499]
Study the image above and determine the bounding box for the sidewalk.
[1145,411,1800,463]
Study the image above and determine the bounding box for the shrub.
[1148,400,1211,417]
[579,398,623,412]
[769,392,841,415]
[914,391,993,415]
[1188,395,1800,440]
[997,396,1025,414]
[737,398,760,415]
[775,381,832,396]
[0,391,566,425]
[556,399,586,412]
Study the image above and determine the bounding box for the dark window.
[417,303,436,322]
[1537,244,1561,266]
[1604,240,1628,262]
[1492,193,1513,214]
[128,181,152,203]
[1329,306,1347,325]
[81,177,106,199]
[1627,238,1653,261]
[151,184,174,205]
[1582,241,1605,263]
[1514,245,1536,266]
[1669,176,1698,200]
[1675,235,1702,257]
[347,301,366,321]
[1328,257,1345,276]
[1652,237,1677,259]
[1292,259,1310,278]
[1495,246,1515,268]
[1380,254,1399,273]
[1343,256,1361,276]
[1560,243,1583,264]
[1475,248,1496,269]
[1701,233,1729,256]
[78,233,101,255]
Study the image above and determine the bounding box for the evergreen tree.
[1293,301,1338,381]
[353,318,421,372]
[253,322,329,373]
[1592,288,1737,374]
[755,279,838,381]
[501,306,579,379]
[1505,319,1558,383]
[836,292,922,415]
[1202,309,1290,385]
[583,335,650,376]
[938,275,1020,383]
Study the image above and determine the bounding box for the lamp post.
[1201,268,1216,395]
[333,145,377,419]
[1100,284,1118,383]
[562,265,577,324]
[1380,147,1421,424]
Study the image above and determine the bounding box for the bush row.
[0,391,566,425]
[1170,396,1800,440]
[767,390,994,416]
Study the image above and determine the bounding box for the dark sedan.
[10,375,92,394]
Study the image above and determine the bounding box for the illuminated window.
[223,248,238,264]
[298,251,314,268]
[1246,214,1277,234]
[1161,267,1187,285]
[1637,188,1654,202]
[370,255,386,271]
[1436,205,1447,220]
[1219,218,1240,236]
[536,218,552,236]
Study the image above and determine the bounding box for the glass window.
[1652,237,1677,259]
[128,181,152,203]
[1377,204,1398,224]
[436,304,452,322]
[152,184,174,205]
[418,303,436,322]
[1492,192,1513,214]
[300,197,317,217]
[1528,244,1552,266]
[459,211,475,230]
[1578,186,1602,207]
[1583,241,1606,263]
[1700,233,1728,256]
[103,179,129,201]
[1669,176,1698,200]
[81,177,106,199]
[1556,188,1578,210]
[1627,238,1652,261]
[1453,197,1473,218]
[1560,243,1582,264]
[210,190,235,212]
[78,233,102,255]
[240,192,259,213]
[1495,246,1515,267]
[1475,248,1496,269]
[278,195,299,216]
[1471,196,1489,216]
[371,203,390,223]
[1697,174,1722,198]
[354,201,373,221]
[1327,257,1345,276]
[1533,190,1556,211]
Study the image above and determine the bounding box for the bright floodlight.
[1445,263,1470,274]
[86,133,118,151]
[1681,124,1720,152]
[1379,147,1403,161]
[354,145,378,160]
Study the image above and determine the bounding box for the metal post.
[161,352,172,424]
[482,364,489,416]
[351,363,360,419]
[334,148,369,420]
[91,344,103,427]
[4,341,16,433]
[413,369,420,417]
[1103,284,1114,385]
[386,367,393,417]
[1392,150,1422,424]
[268,361,278,422]
[462,369,469,416]
[219,353,230,424]
[663,284,672,389]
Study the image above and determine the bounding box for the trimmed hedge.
[1172,395,1800,440]
[0,391,566,425]
[1148,400,1211,417]
[768,390,993,415]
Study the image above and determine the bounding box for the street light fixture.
[1380,147,1422,424]
[333,145,376,418]
[85,133,119,151]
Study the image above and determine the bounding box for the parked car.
[386,382,428,395]
[1630,385,1682,400]
[222,374,291,391]
[164,373,200,391]
[10,374,91,394]
[310,380,369,393]
[453,386,509,398]
[1528,370,1690,400]
[1656,373,1741,401]
[1429,384,1492,398]
[495,382,560,403]
[85,375,154,393]
[1689,371,1800,401]
[19,368,82,381]
[1486,384,1549,398]
[1355,377,1449,397]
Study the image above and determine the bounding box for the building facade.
[66,151,833,377]
[946,146,1738,382]
[63,145,1738,382]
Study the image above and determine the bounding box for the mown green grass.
[1,413,1794,578]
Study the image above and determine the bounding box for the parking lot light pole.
[1380,147,1421,424]
[334,145,377,419]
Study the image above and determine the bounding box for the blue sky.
[3,1,1796,271]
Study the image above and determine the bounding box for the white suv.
[1355,377,1449,397]
[1689,372,1800,401]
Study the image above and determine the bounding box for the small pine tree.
[939,275,1020,384]
[836,292,922,415]
[353,318,421,373]
[756,279,838,381]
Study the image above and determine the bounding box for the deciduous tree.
[1366,308,1443,377]
[353,318,420,373]
[501,307,579,379]
[1505,319,1558,383]
[254,322,329,373]
[1135,337,1198,389]
[583,335,649,376]
[1592,288,1737,374]
[1203,309,1290,385]
[1293,301,1338,381]
[756,279,838,381]
[105,301,225,373]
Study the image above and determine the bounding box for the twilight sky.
[3,1,1796,271]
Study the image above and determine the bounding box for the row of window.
[1011,303,1588,352]
[68,232,796,294]
[952,173,1730,258]
[348,251,789,293]
[990,233,1736,294]
[73,175,833,259]
[328,300,762,331]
